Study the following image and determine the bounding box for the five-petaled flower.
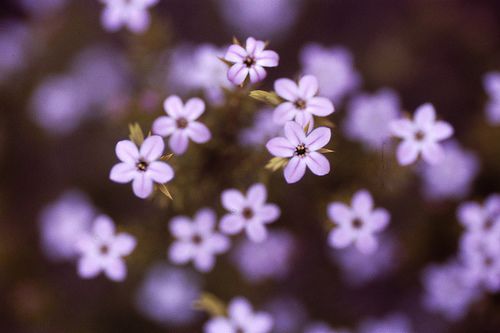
[273,75,334,127]
[204,297,273,333]
[100,0,159,34]
[220,183,281,242]
[109,135,174,199]
[224,37,279,85]
[152,95,211,155]
[168,208,230,272]
[266,121,331,184]
[389,103,454,166]
[75,215,136,281]
[327,189,390,254]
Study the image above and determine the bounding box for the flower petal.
[220,214,245,235]
[93,215,115,240]
[305,127,331,150]
[422,142,444,164]
[370,208,390,232]
[169,216,194,239]
[110,162,137,183]
[204,317,234,333]
[284,121,306,146]
[295,112,314,129]
[284,156,307,183]
[266,137,295,157]
[255,50,279,67]
[101,7,123,32]
[116,140,139,163]
[184,97,205,120]
[194,251,215,272]
[298,75,319,99]
[146,161,174,183]
[328,228,353,249]
[227,63,249,85]
[248,65,267,83]
[221,189,246,212]
[194,208,216,235]
[152,116,176,137]
[163,95,184,118]
[356,234,378,254]
[111,233,136,256]
[307,97,334,117]
[246,183,267,208]
[104,259,127,281]
[389,119,414,138]
[396,140,419,165]
[414,103,436,130]
[305,152,330,176]
[168,241,194,264]
[327,203,352,225]
[431,121,453,141]
[77,256,101,278]
[132,174,154,199]
[253,313,274,332]
[351,190,373,216]
[126,8,149,34]
[228,297,253,325]
[186,122,211,143]
[257,204,281,223]
[140,135,164,161]
[225,44,247,63]
[246,221,267,242]
[274,78,299,101]
[169,131,189,155]
[273,102,296,124]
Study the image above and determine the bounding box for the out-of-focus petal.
[328,203,352,225]
[104,258,127,281]
[328,228,353,248]
[186,122,211,143]
[307,97,334,116]
[184,97,205,120]
[169,131,189,155]
[351,190,373,216]
[422,142,444,165]
[169,241,194,263]
[247,183,267,207]
[163,95,184,117]
[389,119,414,138]
[246,221,267,242]
[432,121,454,141]
[78,256,101,278]
[396,140,419,165]
[221,189,245,212]
[152,116,176,137]
[257,204,281,223]
[298,75,318,99]
[169,217,194,239]
[111,233,136,256]
[415,103,436,130]
[273,102,295,124]
[220,214,245,234]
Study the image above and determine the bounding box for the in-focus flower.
[220,183,280,242]
[483,71,500,125]
[38,190,94,261]
[239,108,283,147]
[152,95,211,155]
[75,215,136,281]
[168,208,230,272]
[266,121,331,183]
[419,141,479,201]
[343,88,400,150]
[300,44,360,104]
[99,0,158,34]
[109,135,174,199]
[273,75,335,127]
[136,264,201,326]
[327,190,390,254]
[389,103,454,165]
[204,297,273,333]
[224,37,279,85]
[231,230,295,282]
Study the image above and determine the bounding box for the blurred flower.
[99,0,158,34]
[327,189,390,254]
[152,96,211,155]
[20,0,68,18]
[421,261,481,321]
[390,103,454,166]
[358,313,413,333]
[75,215,136,281]
[273,75,335,127]
[231,230,295,283]
[204,297,273,333]
[216,0,302,39]
[0,21,32,83]
[299,44,360,104]
[418,141,479,201]
[304,322,351,333]
[239,108,283,147]
[332,235,397,286]
[38,190,95,261]
[168,208,230,272]
[262,296,307,333]
[483,71,500,125]
[110,136,174,199]
[220,183,280,242]
[457,194,500,236]
[224,37,279,85]
[266,121,331,183]
[166,44,231,104]
[136,264,201,326]
[343,89,400,150]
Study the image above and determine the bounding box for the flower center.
[192,234,203,245]
[176,117,188,129]
[136,160,149,172]
[352,218,363,229]
[484,256,494,267]
[294,99,307,110]
[294,144,308,157]
[243,56,255,68]
[99,244,110,255]
[414,130,425,141]
[484,219,495,231]
[242,207,254,219]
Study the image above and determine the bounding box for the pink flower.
[389,103,454,166]
[220,183,280,242]
[224,37,279,85]
[266,121,331,183]
[273,75,334,127]
[109,135,174,199]
[204,297,273,333]
[327,190,390,254]
[168,208,230,272]
[152,95,211,155]
[75,215,136,282]
[100,0,158,34]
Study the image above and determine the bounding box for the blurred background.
[1,0,500,332]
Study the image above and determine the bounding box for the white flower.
[220,183,281,242]
[75,215,136,281]
[100,0,158,34]
[109,135,174,199]
[204,297,273,333]
[168,208,230,272]
[389,103,454,165]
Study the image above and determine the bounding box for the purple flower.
[358,313,413,333]
[224,37,279,85]
[266,121,331,183]
[457,194,500,235]
[299,44,361,104]
[100,0,158,34]
[168,208,230,272]
[483,71,500,125]
[75,215,136,282]
[0,21,31,83]
[152,95,211,155]
[327,190,390,254]
[419,141,479,201]
[273,75,335,127]
[263,296,307,333]
[109,135,174,199]
[220,183,280,242]
[204,297,273,333]
[390,103,454,165]
[343,88,400,150]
